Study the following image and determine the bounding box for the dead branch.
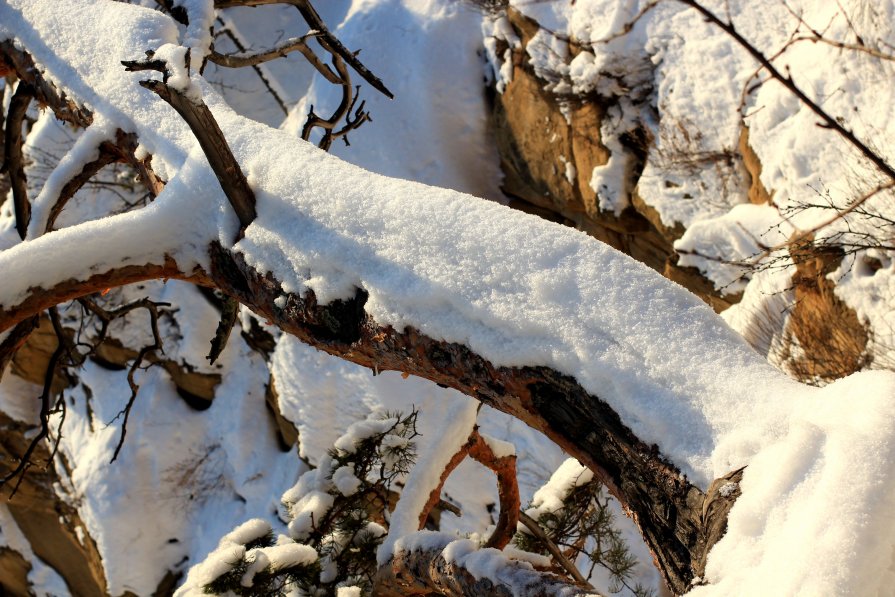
[207,295,239,364]
[213,0,394,99]
[301,56,370,150]
[208,31,339,81]
[3,81,34,240]
[212,21,290,116]
[122,55,257,239]
[518,511,590,586]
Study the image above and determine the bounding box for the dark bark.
[3,81,33,240]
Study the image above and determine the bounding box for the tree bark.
[374,532,595,597]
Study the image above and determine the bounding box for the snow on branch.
[4,1,895,594]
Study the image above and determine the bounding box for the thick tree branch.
[0,239,736,592]
[0,35,745,591]
[374,532,596,597]
[0,257,189,333]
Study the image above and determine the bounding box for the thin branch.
[466,430,520,551]
[122,56,257,239]
[213,0,394,99]
[212,20,290,116]
[208,31,338,79]
[1,308,65,498]
[518,510,591,586]
[3,82,34,240]
[677,0,895,185]
[44,144,118,233]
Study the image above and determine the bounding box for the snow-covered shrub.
[183,411,419,596]
[515,458,654,597]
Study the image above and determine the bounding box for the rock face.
[493,10,674,280]
[488,7,870,373]
[0,411,108,596]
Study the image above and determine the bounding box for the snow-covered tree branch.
[3,1,895,595]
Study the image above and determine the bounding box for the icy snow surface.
[3,0,895,594]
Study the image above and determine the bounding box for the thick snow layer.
[4,0,895,594]
[377,397,478,565]
[524,458,594,520]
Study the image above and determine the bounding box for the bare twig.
[213,0,394,99]
[212,20,291,116]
